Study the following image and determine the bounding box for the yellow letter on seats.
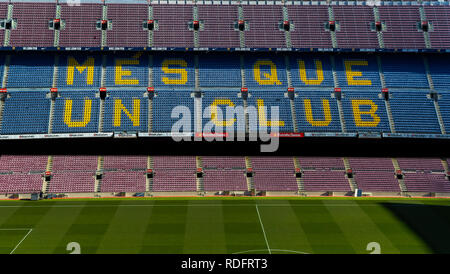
[161,59,188,85]
[114,99,140,127]
[257,99,285,127]
[67,57,95,85]
[115,59,140,85]
[352,99,380,127]
[344,60,372,86]
[253,60,282,85]
[64,99,92,128]
[210,99,236,127]
[298,60,324,85]
[303,99,332,126]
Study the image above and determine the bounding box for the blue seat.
[103,90,148,132]
[153,54,195,89]
[341,90,390,133]
[390,91,441,133]
[295,91,342,133]
[243,54,287,89]
[1,91,50,134]
[437,93,450,133]
[57,53,102,89]
[334,54,381,90]
[152,89,194,133]
[52,90,100,133]
[7,53,53,88]
[105,52,148,87]
[201,90,244,133]
[198,53,241,87]
[381,55,429,89]
[289,54,334,89]
[247,90,294,133]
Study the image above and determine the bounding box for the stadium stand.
[1,1,450,200]
[0,155,448,196]
[349,157,400,192]
[378,6,426,49]
[389,92,441,134]
[59,2,103,47]
[9,2,56,47]
[197,5,240,48]
[333,6,379,49]
[106,3,148,47]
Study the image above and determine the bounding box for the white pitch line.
[9,228,32,254]
[255,204,271,255]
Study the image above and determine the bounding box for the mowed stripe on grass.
[0,198,448,254]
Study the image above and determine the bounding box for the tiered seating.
[389,92,441,134]
[341,91,391,133]
[152,90,194,133]
[153,156,196,170]
[103,90,148,132]
[202,156,246,170]
[201,90,243,134]
[427,54,450,92]
[403,172,450,193]
[53,91,100,133]
[48,172,95,193]
[438,93,450,134]
[101,171,146,192]
[397,158,444,172]
[243,5,285,48]
[247,91,293,133]
[301,170,351,192]
[203,170,247,191]
[424,6,450,49]
[378,6,426,49]
[381,55,429,89]
[295,91,342,133]
[103,155,147,171]
[0,3,449,49]
[349,157,400,192]
[100,155,147,192]
[0,155,47,174]
[0,174,43,194]
[52,155,98,172]
[333,6,379,49]
[9,2,56,47]
[105,52,148,87]
[152,54,195,88]
[152,5,194,48]
[334,54,381,89]
[0,2,8,46]
[298,157,345,170]
[289,54,334,88]
[298,156,350,192]
[7,52,54,88]
[251,157,298,191]
[152,170,197,192]
[152,156,197,191]
[202,156,247,191]
[106,3,148,47]
[0,91,50,135]
[243,54,287,89]
[198,53,241,87]
[57,53,102,88]
[48,155,97,193]
[287,5,332,48]
[198,5,240,48]
[59,3,103,47]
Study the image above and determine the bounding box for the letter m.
[67,57,95,85]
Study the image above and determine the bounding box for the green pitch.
[0,197,449,254]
